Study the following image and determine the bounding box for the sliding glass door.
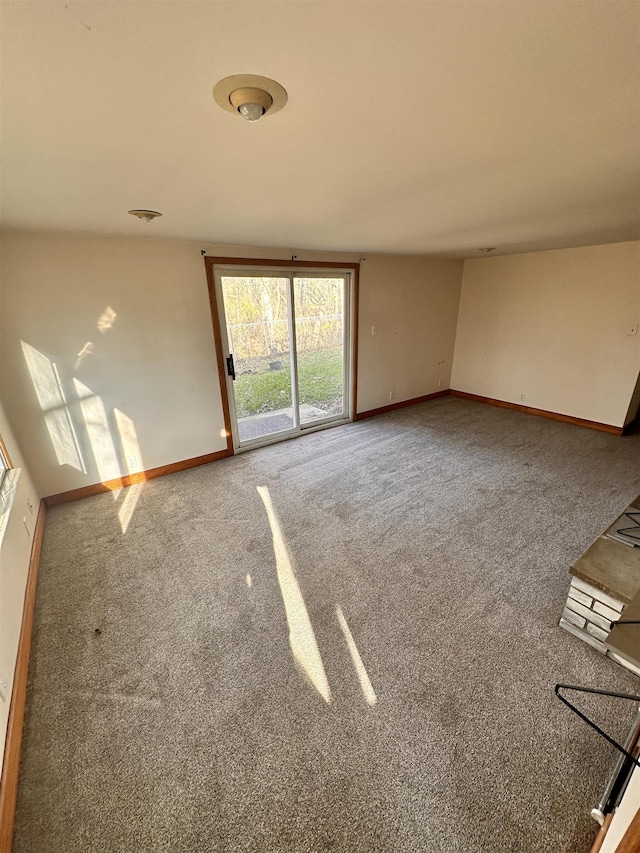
[214,267,352,450]
[294,276,345,426]
[221,274,295,444]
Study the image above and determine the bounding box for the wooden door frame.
[203,256,360,454]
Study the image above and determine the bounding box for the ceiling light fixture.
[128,210,162,222]
[213,74,288,122]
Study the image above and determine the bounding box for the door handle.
[226,354,236,380]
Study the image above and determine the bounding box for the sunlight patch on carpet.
[257,485,331,704]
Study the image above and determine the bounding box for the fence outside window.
[228,314,343,362]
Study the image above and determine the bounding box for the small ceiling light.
[478,247,496,254]
[128,210,162,222]
[213,74,287,122]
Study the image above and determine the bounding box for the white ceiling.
[1,0,639,258]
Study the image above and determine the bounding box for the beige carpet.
[14,396,640,852]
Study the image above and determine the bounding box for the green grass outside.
[234,347,343,418]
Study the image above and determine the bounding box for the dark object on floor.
[555,684,640,769]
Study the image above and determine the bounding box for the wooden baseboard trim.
[44,448,233,507]
[449,390,623,435]
[617,805,640,853]
[0,500,46,853]
[354,390,450,421]
[589,812,614,853]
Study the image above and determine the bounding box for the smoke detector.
[128,210,162,222]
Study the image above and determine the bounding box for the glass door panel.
[293,276,346,425]
[221,275,297,445]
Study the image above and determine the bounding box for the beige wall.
[1,232,226,497]
[356,255,462,411]
[0,398,40,774]
[451,242,640,427]
[0,231,463,497]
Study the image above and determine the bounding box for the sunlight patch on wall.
[336,604,378,706]
[113,408,145,532]
[114,409,143,474]
[97,306,117,334]
[73,378,121,494]
[21,340,86,472]
[74,341,94,370]
[257,485,331,704]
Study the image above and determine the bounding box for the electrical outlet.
[26,498,34,515]
[0,676,8,703]
[389,390,395,400]
[126,455,137,470]
[371,325,378,336]
[438,379,443,388]
[520,393,526,402]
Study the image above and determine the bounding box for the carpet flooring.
[13,396,640,852]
